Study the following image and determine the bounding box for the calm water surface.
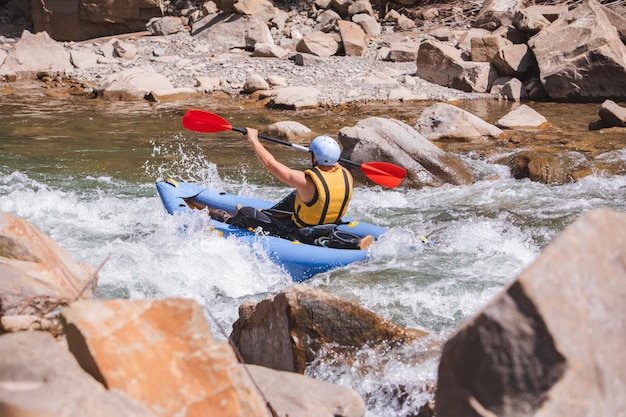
[1,95,625,416]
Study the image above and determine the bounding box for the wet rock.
[340,116,474,187]
[415,102,503,140]
[62,298,271,417]
[598,99,626,127]
[230,284,427,373]
[243,73,270,93]
[0,331,156,417]
[146,87,201,102]
[495,104,549,129]
[506,151,572,183]
[436,208,626,417]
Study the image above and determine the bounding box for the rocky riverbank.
[1,1,626,417]
[2,0,626,187]
[2,202,626,417]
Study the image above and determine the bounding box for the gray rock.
[415,102,503,140]
[436,208,626,417]
[340,116,475,187]
[0,30,73,80]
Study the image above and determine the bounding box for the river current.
[1,95,625,416]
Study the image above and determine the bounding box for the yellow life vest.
[292,166,353,227]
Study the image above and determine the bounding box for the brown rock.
[62,298,271,417]
[492,43,537,77]
[470,35,511,62]
[506,151,570,183]
[296,31,339,57]
[338,20,367,57]
[230,284,427,373]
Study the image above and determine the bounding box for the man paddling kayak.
[211,128,374,250]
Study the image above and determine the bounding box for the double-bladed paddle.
[182,109,407,188]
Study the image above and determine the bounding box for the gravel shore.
[64,29,494,106]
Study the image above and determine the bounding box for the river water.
[1,94,625,416]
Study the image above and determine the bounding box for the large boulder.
[416,40,497,93]
[0,30,73,80]
[31,0,164,41]
[495,104,549,129]
[0,211,96,332]
[528,0,626,101]
[230,284,427,373]
[415,102,503,140]
[62,298,271,417]
[436,208,626,417]
[191,13,274,51]
[340,116,475,187]
[296,31,339,57]
[338,20,367,56]
[98,66,174,101]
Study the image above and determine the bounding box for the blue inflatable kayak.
[156,179,387,282]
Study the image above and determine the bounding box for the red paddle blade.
[360,162,407,188]
[182,109,233,133]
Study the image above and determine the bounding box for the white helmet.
[309,135,341,165]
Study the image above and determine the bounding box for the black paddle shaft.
[231,126,360,168]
